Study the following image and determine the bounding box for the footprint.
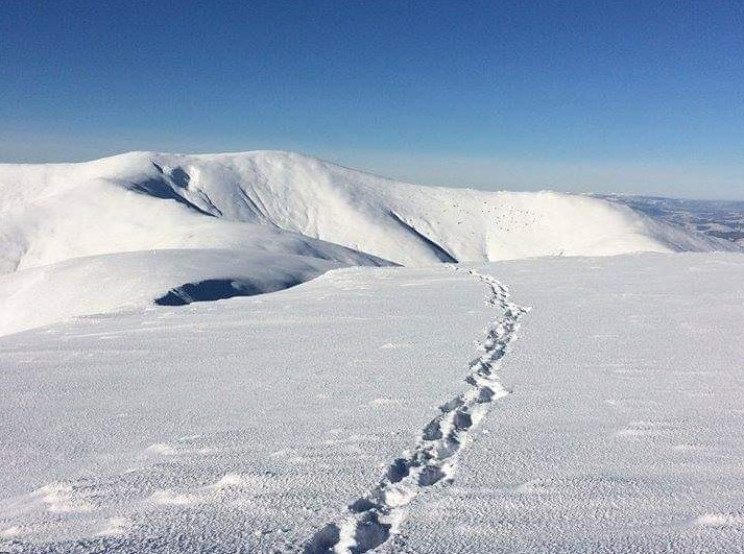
[303,269,527,553]
[694,512,744,527]
[144,443,177,456]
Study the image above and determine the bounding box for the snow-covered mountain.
[0,150,736,335]
[0,150,732,272]
[2,151,744,553]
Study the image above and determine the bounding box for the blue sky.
[1,1,742,199]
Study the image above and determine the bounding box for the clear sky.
[1,1,742,199]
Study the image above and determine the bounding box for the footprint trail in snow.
[303,268,529,554]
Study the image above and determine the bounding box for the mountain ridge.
[0,150,738,336]
[3,149,731,271]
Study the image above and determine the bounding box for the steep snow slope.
[0,155,385,274]
[0,151,732,274]
[116,151,731,264]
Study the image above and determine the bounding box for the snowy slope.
[1,254,743,553]
[0,155,394,335]
[0,155,388,274]
[117,151,733,264]
[0,249,351,337]
[0,151,733,273]
[0,151,736,337]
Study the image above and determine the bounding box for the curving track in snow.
[303,268,529,554]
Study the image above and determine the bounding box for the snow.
[0,266,495,552]
[1,150,736,338]
[404,254,744,554]
[1,151,743,552]
[2,253,743,553]
[1,150,734,274]
[0,249,367,337]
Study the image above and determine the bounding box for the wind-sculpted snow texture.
[1,255,744,553]
[304,269,528,553]
[0,267,498,553]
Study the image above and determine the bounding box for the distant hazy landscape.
[599,195,744,245]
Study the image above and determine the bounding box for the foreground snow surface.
[1,253,744,553]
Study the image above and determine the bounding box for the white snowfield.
[0,150,735,336]
[1,254,743,554]
[1,152,743,552]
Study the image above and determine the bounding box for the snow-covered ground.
[2,253,743,553]
[0,249,382,338]
[1,151,742,552]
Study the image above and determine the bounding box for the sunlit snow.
[0,152,742,553]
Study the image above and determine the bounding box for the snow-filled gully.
[303,268,529,554]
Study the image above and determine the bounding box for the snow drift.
[0,249,354,337]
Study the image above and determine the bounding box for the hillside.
[0,151,736,336]
[1,151,733,272]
